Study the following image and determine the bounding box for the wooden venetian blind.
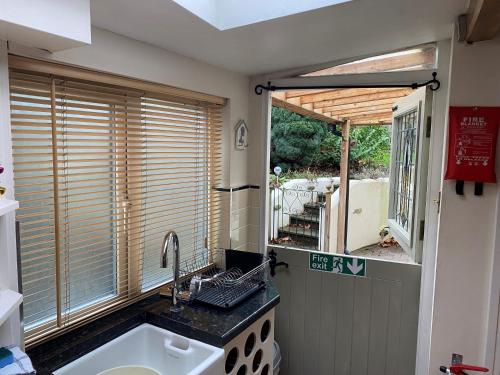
[9,58,223,345]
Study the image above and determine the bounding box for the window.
[10,58,223,345]
[387,87,430,262]
[389,109,418,241]
[171,0,352,30]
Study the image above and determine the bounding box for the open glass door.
[388,87,432,264]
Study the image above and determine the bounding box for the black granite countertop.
[27,281,279,375]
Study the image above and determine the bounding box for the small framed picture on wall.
[235,120,248,150]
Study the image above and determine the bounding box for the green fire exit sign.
[309,252,366,277]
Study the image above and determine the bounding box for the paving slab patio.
[350,243,415,263]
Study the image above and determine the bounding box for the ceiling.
[90,0,467,75]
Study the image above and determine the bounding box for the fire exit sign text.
[309,252,366,277]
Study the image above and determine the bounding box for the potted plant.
[304,170,317,191]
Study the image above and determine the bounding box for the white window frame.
[388,87,431,262]
[388,106,420,249]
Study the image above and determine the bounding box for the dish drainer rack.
[177,249,270,309]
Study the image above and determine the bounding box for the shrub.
[350,126,391,168]
[270,107,391,172]
[312,132,342,167]
[270,108,327,171]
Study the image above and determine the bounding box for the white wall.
[328,179,389,253]
[345,179,389,251]
[430,35,500,372]
[0,0,91,51]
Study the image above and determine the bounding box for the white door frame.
[256,39,452,375]
[485,190,500,372]
[415,39,452,375]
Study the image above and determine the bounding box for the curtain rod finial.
[254,81,274,95]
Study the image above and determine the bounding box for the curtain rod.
[255,72,440,95]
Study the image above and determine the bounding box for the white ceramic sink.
[53,324,224,375]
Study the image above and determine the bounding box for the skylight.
[172,0,352,30]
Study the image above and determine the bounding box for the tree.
[350,126,391,167]
[271,106,304,124]
[270,107,327,171]
[312,132,342,167]
[270,107,391,172]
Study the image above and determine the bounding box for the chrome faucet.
[160,230,182,312]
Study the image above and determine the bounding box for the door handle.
[440,363,489,374]
[268,249,288,277]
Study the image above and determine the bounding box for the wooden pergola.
[270,44,436,125]
[272,87,412,126]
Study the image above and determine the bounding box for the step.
[278,225,319,239]
[269,238,318,251]
[303,202,323,216]
[289,214,320,230]
[276,227,319,248]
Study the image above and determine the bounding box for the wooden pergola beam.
[301,87,410,106]
[351,118,392,126]
[271,96,342,125]
[331,106,394,119]
[284,89,331,98]
[305,46,435,76]
[272,86,409,127]
[320,97,400,113]
[330,111,389,121]
[466,0,500,42]
[313,88,411,109]
[349,111,393,119]
[300,87,392,104]
[348,112,393,122]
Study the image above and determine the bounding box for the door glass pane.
[392,109,418,234]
